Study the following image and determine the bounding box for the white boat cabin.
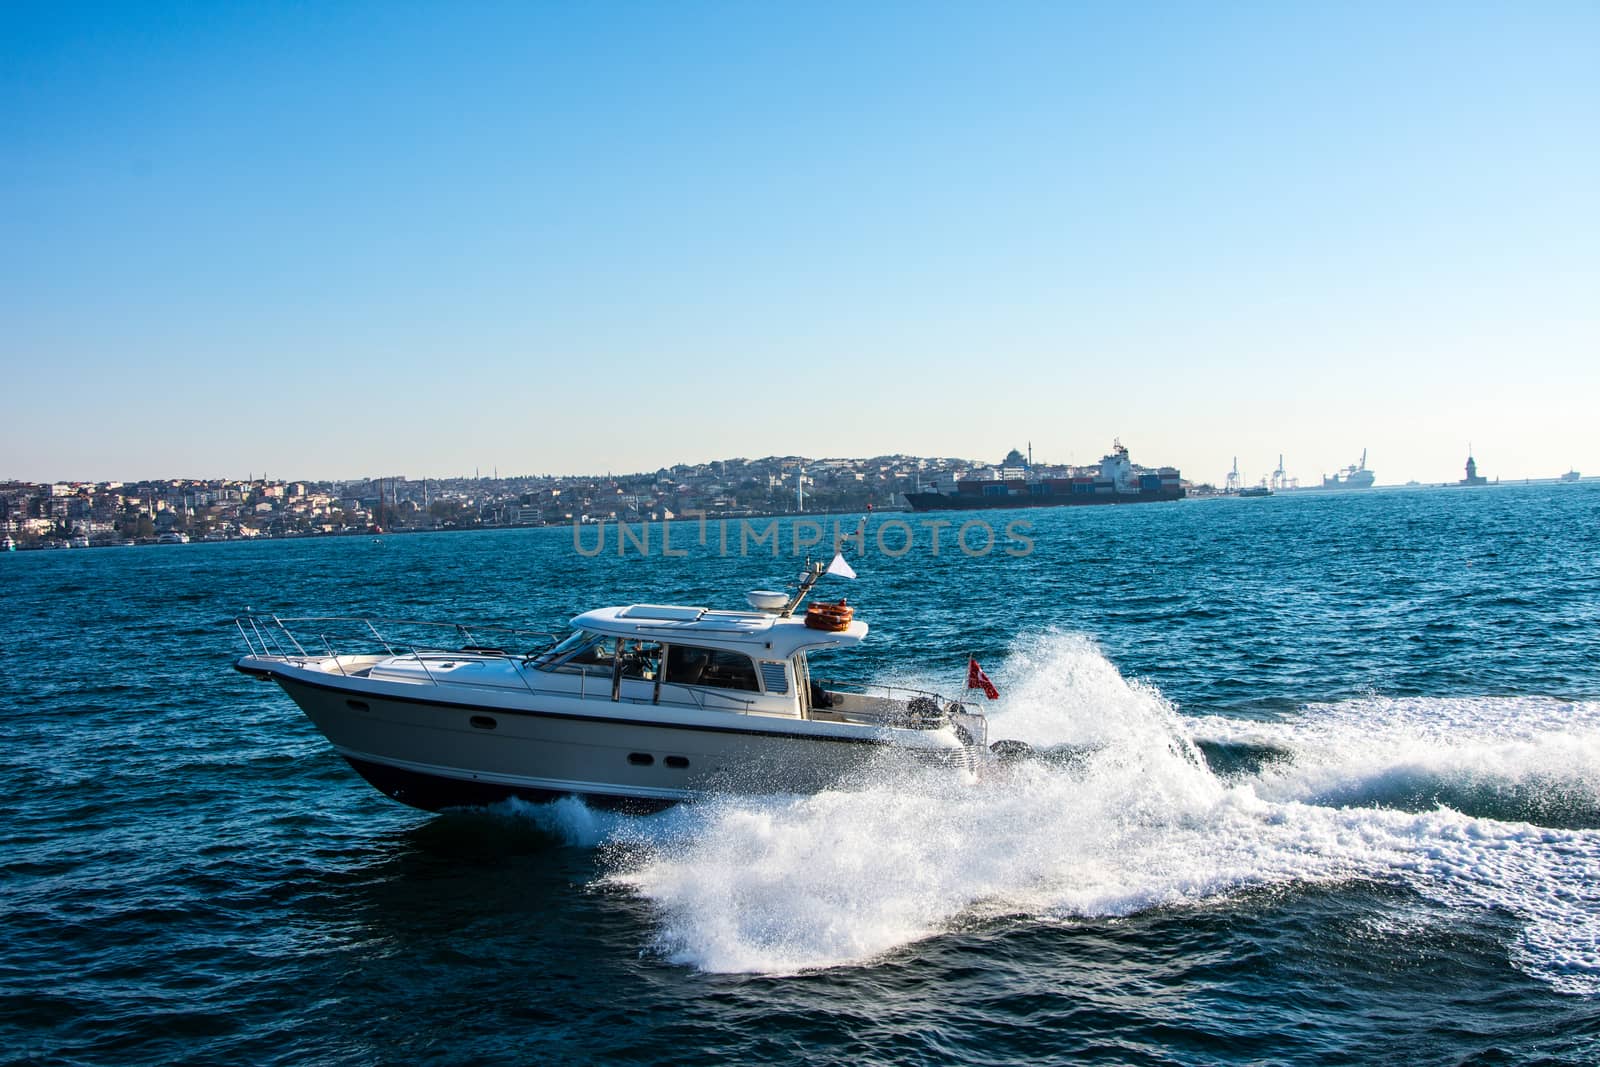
[519,603,868,720]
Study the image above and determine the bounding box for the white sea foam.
[1190,696,1600,820]
[567,633,1600,991]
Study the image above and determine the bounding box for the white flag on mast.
[825,552,857,580]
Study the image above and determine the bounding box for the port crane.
[1270,454,1296,491]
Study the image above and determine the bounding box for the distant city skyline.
[3,3,1596,485]
[0,441,1571,493]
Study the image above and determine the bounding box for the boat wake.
[505,631,1600,993]
[1189,695,1600,830]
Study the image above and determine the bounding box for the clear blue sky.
[3,2,1596,485]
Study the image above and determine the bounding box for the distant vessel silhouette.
[1323,449,1375,489]
[1561,469,1581,483]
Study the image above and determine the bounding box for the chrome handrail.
[813,675,977,712]
[650,683,759,715]
[234,614,562,672]
[812,675,986,743]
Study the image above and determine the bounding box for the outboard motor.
[894,696,945,728]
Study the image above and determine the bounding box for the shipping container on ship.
[903,441,1184,511]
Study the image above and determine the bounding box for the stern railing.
[812,676,988,746]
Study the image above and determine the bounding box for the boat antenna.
[780,558,826,618]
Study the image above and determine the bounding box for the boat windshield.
[531,630,616,672]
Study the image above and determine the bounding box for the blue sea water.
[3,483,1600,1065]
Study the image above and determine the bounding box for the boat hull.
[342,755,680,813]
[260,667,962,813]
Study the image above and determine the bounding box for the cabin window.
[702,649,760,691]
[568,635,618,668]
[663,645,760,692]
[618,640,662,681]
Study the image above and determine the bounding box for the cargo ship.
[903,441,1184,512]
[1322,449,1376,489]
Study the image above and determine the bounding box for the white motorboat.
[235,562,994,812]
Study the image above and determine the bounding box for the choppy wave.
[510,631,1600,994]
[1190,695,1600,828]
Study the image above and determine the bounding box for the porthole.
[664,756,689,769]
[345,699,370,712]
[470,715,498,730]
[627,752,655,766]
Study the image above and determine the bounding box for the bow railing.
[235,614,562,666]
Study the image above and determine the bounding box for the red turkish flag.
[966,657,999,700]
